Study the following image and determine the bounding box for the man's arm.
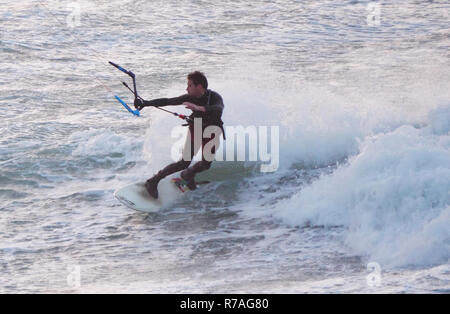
[142,94,191,108]
[184,102,205,112]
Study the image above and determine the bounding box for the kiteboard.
[114,177,210,213]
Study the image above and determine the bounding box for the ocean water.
[1,0,449,293]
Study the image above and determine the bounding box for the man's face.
[186,79,204,98]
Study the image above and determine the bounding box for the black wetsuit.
[144,90,225,192]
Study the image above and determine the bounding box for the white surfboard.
[114,179,181,213]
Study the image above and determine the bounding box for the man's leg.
[145,127,201,198]
[180,126,222,190]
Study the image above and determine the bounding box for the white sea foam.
[70,128,143,161]
[273,104,450,267]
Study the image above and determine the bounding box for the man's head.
[186,71,208,98]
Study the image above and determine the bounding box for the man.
[134,71,225,199]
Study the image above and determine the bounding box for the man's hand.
[134,98,145,110]
[184,102,206,112]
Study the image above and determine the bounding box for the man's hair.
[187,71,208,89]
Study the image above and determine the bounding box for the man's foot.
[180,171,197,191]
[145,177,159,199]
